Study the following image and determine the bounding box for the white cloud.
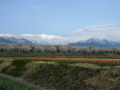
[21,34,35,37]
[74,29,84,33]
[0,34,12,37]
[67,24,120,41]
[0,24,120,43]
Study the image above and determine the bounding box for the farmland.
[0,52,120,90]
[1,0,120,89]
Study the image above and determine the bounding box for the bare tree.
[0,42,9,52]
[70,46,79,53]
[12,43,23,52]
[59,45,68,53]
[89,46,99,53]
[67,46,72,53]
[6,44,14,52]
[0,42,120,54]
[21,45,31,52]
[47,45,57,53]
[35,45,44,53]
[29,44,36,52]
[80,47,90,53]
[54,44,61,53]
[111,47,120,54]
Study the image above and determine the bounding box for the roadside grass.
[1,59,39,77]
[0,77,32,90]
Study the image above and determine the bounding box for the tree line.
[0,42,120,54]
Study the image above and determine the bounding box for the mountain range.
[0,36,33,44]
[67,38,120,48]
[0,34,120,48]
[0,34,70,45]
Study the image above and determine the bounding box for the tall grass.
[0,77,31,90]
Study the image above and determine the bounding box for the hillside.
[0,58,120,90]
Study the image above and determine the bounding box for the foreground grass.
[1,58,120,90]
[0,60,4,64]
[0,77,31,90]
[1,59,40,77]
[26,64,102,90]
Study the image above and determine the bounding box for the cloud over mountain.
[0,24,120,44]
[67,24,120,42]
[20,34,67,40]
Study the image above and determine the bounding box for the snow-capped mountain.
[67,38,120,48]
[0,34,120,47]
[0,34,70,45]
[20,34,70,45]
[0,36,33,44]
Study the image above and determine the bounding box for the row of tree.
[0,42,120,54]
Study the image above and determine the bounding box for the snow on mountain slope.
[20,34,69,45]
[68,38,120,47]
[0,35,33,44]
[0,34,70,45]
[0,34,120,47]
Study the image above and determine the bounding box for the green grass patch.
[0,60,4,64]
[0,77,31,90]
[1,59,38,77]
[50,59,120,67]
[75,60,120,67]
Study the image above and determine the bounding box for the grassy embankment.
[0,57,120,90]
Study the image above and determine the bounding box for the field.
[0,52,120,90]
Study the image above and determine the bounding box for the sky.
[0,0,120,41]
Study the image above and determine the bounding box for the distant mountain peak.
[0,36,33,44]
[0,34,120,47]
[87,38,105,41]
[68,38,120,48]
[0,34,69,45]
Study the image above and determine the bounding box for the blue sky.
[0,0,120,41]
